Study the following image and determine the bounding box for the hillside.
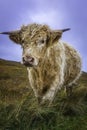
[0,59,87,130]
[0,59,29,103]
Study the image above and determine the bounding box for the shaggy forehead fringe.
[21,23,51,36]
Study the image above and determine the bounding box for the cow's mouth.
[23,61,33,67]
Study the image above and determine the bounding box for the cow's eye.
[41,39,44,44]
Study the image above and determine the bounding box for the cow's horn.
[0,30,20,35]
[0,31,13,35]
[61,28,71,32]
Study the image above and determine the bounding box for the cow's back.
[63,43,82,86]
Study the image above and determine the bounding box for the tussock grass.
[0,59,87,130]
[3,87,87,130]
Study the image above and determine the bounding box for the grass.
[0,59,87,130]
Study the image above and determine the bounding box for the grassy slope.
[0,59,87,130]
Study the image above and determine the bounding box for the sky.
[0,0,87,72]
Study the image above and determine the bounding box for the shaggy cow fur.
[0,23,82,104]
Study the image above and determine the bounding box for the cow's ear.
[0,30,22,44]
[9,31,22,44]
[51,30,62,42]
[50,28,70,43]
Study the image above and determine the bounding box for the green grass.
[0,59,87,130]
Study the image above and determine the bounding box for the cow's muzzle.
[22,56,34,67]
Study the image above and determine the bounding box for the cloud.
[0,0,87,72]
[21,10,64,28]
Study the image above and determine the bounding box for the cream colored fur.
[27,40,82,103]
[6,23,82,104]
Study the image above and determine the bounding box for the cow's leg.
[66,85,73,97]
[42,76,63,105]
[42,86,57,103]
[66,82,77,97]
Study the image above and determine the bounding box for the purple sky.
[0,0,87,72]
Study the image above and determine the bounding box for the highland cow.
[0,23,82,104]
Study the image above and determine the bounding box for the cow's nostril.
[26,56,34,62]
[30,57,34,62]
[22,57,25,62]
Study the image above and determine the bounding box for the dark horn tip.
[62,28,71,32]
[0,32,10,35]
